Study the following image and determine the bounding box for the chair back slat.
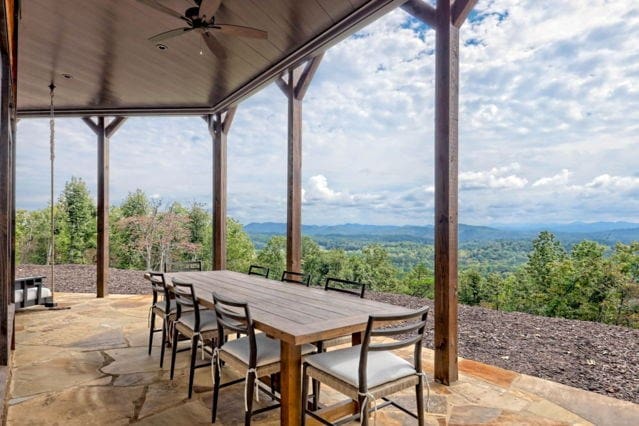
[358,306,429,393]
[368,335,423,352]
[146,271,171,312]
[170,278,201,329]
[281,270,311,286]
[248,265,269,278]
[213,293,259,368]
[370,319,427,337]
[164,260,203,273]
[324,277,366,298]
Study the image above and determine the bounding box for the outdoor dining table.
[166,270,409,425]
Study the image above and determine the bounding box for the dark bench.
[13,276,53,309]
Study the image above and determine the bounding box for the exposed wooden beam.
[286,67,303,273]
[401,0,437,28]
[222,106,236,134]
[81,117,99,135]
[275,76,288,96]
[0,50,12,365]
[452,0,478,28]
[434,0,459,385]
[105,116,127,138]
[96,117,109,298]
[207,107,236,270]
[295,53,324,100]
[83,116,125,297]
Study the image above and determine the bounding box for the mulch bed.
[15,264,639,404]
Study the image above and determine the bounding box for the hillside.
[244,221,639,246]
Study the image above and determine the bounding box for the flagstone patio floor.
[4,293,639,425]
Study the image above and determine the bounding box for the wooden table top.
[166,270,408,345]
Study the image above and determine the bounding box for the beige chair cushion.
[15,286,52,303]
[222,333,316,368]
[304,345,416,388]
[177,309,218,333]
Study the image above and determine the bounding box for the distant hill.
[494,221,639,234]
[244,221,639,246]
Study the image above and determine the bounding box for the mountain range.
[244,221,639,245]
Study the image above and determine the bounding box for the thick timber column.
[206,108,236,270]
[432,0,477,385]
[0,50,13,365]
[82,116,126,298]
[277,53,323,273]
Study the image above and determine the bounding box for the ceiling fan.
[136,0,268,59]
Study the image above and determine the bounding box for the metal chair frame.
[302,306,430,425]
[248,265,270,278]
[324,277,367,298]
[281,270,311,286]
[164,260,203,273]
[169,279,217,399]
[211,293,281,425]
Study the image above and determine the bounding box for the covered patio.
[9,292,639,425]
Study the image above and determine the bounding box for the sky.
[15,0,639,226]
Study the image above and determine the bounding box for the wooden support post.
[434,0,460,385]
[206,108,236,270]
[277,54,323,273]
[83,116,126,298]
[280,341,302,425]
[0,50,12,365]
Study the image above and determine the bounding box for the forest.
[16,178,639,329]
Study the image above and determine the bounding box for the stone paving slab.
[6,293,639,425]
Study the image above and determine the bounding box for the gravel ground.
[16,264,639,404]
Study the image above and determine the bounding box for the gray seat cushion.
[177,309,218,333]
[304,345,417,389]
[154,300,193,314]
[222,333,316,368]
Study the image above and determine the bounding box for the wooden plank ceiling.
[16,0,402,117]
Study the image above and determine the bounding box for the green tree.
[121,189,150,217]
[59,177,96,263]
[226,218,255,273]
[459,269,483,305]
[402,263,434,299]
[256,236,286,280]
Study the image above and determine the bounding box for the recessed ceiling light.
[61,73,73,79]
[156,43,168,51]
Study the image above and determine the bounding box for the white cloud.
[460,163,528,190]
[532,169,572,187]
[585,174,639,192]
[14,1,639,225]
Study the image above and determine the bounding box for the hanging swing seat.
[13,276,53,309]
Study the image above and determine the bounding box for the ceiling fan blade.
[202,31,227,59]
[199,0,222,20]
[135,0,187,21]
[213,24,268,39]
[149,27,194,43]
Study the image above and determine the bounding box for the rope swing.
[47,82,57,306]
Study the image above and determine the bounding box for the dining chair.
[281,270,311,286]
[301,306,430,425]
[248,265,270,278]
[169,278,220,399]
[164,260,203,273]
[145,271,176,368]
[211,292,316,425]
[324,277,367,298]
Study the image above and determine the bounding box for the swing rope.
[48,83,56,298]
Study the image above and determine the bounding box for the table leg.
[352,331,363,346]
[280,341,302,425]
